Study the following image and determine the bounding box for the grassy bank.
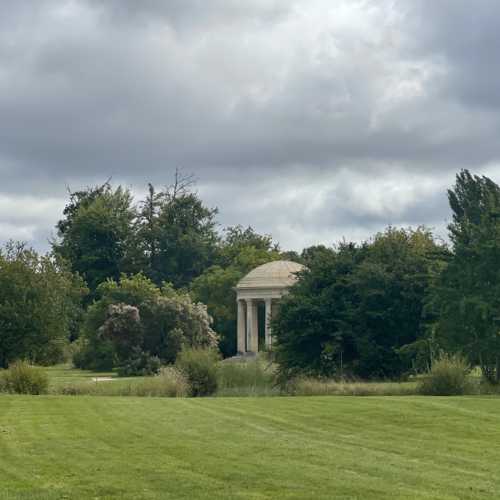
[1,395,500,499]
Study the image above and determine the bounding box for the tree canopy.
[0,242,87,368]
[431,170,500,383]
[273,227,445,379]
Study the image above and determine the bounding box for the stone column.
[245,299,253,353]
[246,299,259,353]
[265,298,272,350]
[250,301,259,352]
[237,299,246,353]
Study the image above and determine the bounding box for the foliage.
[0,361,49,394]
[116,350,161,377]
[191,226,281,356]
[99,304,143,363]
[431,170,500,383]
[54,183,136,296]
[273,227,444,380]
[136,171,219,288]
[0,242,87,368]
[176,348,220,396]
[417,353,473,396]
[78,274,217,371]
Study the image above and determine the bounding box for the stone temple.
[235,260,305,354]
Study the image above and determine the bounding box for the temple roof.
[236,260,305,290]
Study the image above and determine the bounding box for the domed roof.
[237,260,305,290]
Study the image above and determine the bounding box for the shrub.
[176,348,220,396]
[78,275,218,371]
[72,337,115,371]
[417,354,473,396]
[0,370,6,392]
[1,361,49,395]
[117,350,161,377]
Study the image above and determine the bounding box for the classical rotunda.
[235,260,305,354]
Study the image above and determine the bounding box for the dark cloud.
[1,0,500,251]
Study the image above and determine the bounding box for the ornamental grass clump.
[176,348,219,397]
[217,357,277,396]
[418,353,474,396]
[1,361,49,395]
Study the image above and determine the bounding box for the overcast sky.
[1,0,500,251]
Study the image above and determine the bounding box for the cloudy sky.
[1,0,500,251]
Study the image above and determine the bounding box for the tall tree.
[54,183,136,295]
[433,170,500,383]
[138,171,219,288]
[0,242,87,368]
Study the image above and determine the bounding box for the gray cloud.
[1,0,500,251]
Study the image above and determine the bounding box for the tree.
[54,183,136,295]
[432,170,500,383]
[0,242,87,368]
[352,227,442,378]
[76,274,218,371]
[273,227,442,380]
[273,242,361,379]
[191,226,281,357]
[136,171,219,288]
[135,183,164,283]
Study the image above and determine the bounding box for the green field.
[1,396,500,499]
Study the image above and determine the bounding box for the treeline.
[275,170,500,383]
[0,171,284,370]
[1,169,500,383]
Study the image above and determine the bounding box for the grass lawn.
[44,365,118,387]
[1,396,500,499]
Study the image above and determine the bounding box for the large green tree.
[0,242,86,368]
[136,172,219,288]
[54,183,136,295]
[273,227,443,380]
[432,170,500,383]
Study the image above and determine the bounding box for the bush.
[0,370,6,392]
[417,354,473,396]
[72,337,115,371]
[176,348,219,397]
[117,351,161,377]
[1,361,49,395]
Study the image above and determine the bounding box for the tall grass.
[0,361,49,395]
[55,367,188,397]
[216,357,278,396]
[290,377,418,396]
[417,354,475,395]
